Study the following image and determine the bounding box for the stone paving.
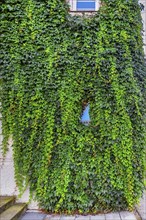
[20,192,146,220]
[20,212,46,220]
[20,211,138,220]
[136,191,146,220]
[44,212,137,220]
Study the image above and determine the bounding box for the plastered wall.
[0,115,38,209]
[140,0,146,56]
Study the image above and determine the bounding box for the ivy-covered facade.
[0,0,146,214]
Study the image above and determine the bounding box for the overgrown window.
[81,103,91,125]
[69,0,100,11]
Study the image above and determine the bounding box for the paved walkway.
[20,211,137,220]
[20,192,146,220]
[136,191,146,220]
[44,212,138,220]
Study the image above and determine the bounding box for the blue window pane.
[77,0,95,11]
[81,104,91,125]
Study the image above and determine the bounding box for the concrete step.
[0,203,27,220]
[0,196,15,214]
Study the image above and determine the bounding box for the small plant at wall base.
[0,0,146,214]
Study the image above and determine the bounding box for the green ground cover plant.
[0,0,146,214]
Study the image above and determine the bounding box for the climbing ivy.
[0,0,146,214]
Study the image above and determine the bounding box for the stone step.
[0,203,27,220]
[0,196,15,214]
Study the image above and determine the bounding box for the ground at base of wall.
[20,191,146,220]
[19,211,138,220]
[136,191,146,220]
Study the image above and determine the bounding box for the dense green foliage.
[0,0,146,213]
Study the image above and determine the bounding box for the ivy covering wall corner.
[0,0,146,213]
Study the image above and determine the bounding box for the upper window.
[77,0,95,11]
[69,0,100,11]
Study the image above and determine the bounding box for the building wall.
[0,134,38,208]
[140,0,146,56]
[0,1,146,209]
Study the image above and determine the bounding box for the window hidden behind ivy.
[81,103,91,125]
